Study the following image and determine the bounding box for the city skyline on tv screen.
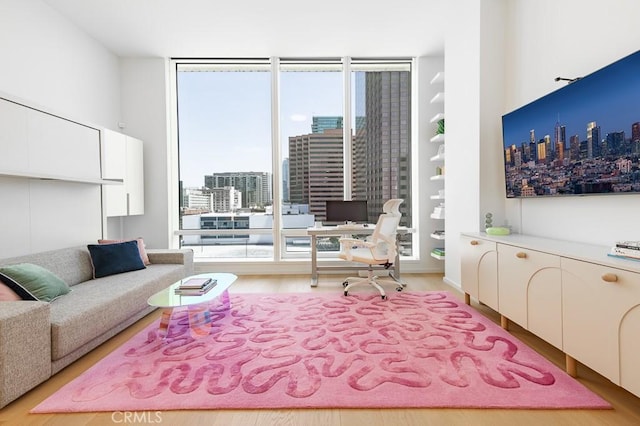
[502,50,640,198]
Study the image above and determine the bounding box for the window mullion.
[343,57,352,200]
[271,57,282,261]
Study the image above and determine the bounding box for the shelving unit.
[429,71,445,260]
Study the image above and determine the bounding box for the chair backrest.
[370,199,403,261]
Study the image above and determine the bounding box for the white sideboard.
[460,232,640,399]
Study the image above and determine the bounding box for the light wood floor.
[2,274,639,426]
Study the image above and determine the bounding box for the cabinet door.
[460,236,498,310]
[125,136,144,215]
[498,244,562,349]
[0,99,29,173]
[562,258,640,394]
[102,133,144,217]
[101,129,126,180]
[27,110,100,180]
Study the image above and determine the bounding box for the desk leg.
[393,234,405,286]
[311,233,318,287]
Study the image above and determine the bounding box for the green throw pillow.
[0,263,71,302]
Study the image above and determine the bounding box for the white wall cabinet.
[102,129,144,217]
[0,97,102,183]
[0,96,104,257]
[460,232,640,398]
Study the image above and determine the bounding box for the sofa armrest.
[0,301,51,408]
[146,249,194,275]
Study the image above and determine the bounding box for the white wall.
[116,58,172,249]
[503,0,640,245]
[443,0,507,287]
[0,0,120,127]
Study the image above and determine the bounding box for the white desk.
[306,225,411,286]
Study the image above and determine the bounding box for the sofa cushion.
[87,241,146,278]
[0,263,71,302]
[98,238,151,265]
[0,282,21,301]
[48,264,185,360]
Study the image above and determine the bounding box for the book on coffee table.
[178,277,212,289]
[175,277,217,295]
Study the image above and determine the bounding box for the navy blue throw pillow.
[87,240,146,279]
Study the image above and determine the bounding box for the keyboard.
[336,224,367,230]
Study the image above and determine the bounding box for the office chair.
[339,199,406,299]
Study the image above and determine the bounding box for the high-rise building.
[570,134,581,160]
[288,72,411,227]
[353,71,411,225]
[204,172,272,209]
[282,158,290,202]
[288,128,344,219]
[632,122,640,154]
[312,116,343,134]
[537,140,546,163]
[586,121,601,158]
[208,186,242,212]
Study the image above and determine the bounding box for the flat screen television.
[325,200,368,224]
[502,50,640,198]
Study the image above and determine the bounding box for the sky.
[177,70,344,188]
[502,50,640,149]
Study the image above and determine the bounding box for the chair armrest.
[339,238,375,248]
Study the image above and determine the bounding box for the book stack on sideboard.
[609,241,640,262]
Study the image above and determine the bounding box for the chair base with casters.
[338,198,406,300]
[342,264,406,300]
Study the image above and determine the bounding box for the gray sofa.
[0,245,194,408]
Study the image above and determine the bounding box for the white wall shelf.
[430,92,445,104]
[430,72,445,85]
[430,133,445,143]
[429,70,445,263]
[430,153,445,162]
[430,112,445,123]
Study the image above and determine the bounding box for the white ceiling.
[43,0,446,58]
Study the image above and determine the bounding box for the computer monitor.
[325,200,368,224]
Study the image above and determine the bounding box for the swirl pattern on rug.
[32,291,611,412]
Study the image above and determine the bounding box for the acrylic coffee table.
[147,272,237,337]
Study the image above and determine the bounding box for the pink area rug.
[32,291,610,412]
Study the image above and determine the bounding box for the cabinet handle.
[516,252,527,259]
[601,273,618,283]
[470,240,479,246]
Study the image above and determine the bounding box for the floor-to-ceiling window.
[174,58,413,261]
[176,61,273,259]
[279,59,344,258]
